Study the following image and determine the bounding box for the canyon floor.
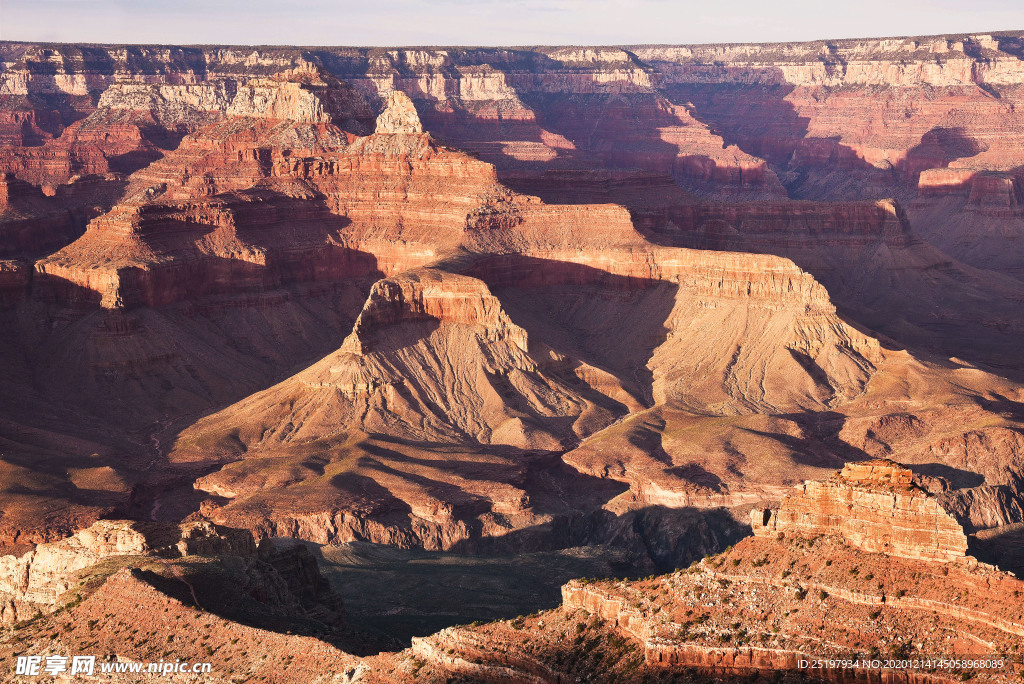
[1,31,1024,681]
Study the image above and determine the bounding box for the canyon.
[1,31,1024,681]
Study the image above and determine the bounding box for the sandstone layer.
[752,460,969,561]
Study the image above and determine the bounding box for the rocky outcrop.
[96,82,233,129]
[0,519,254,624]
[375,90,423,134]
[170,239,886,551]
[752,460,969,561]
[340,269,528,355]
[412,628,559,683]
[226,79,331,122]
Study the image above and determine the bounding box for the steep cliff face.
[0,259,29,306]
[374,90,423,135]
[30,85,494,309]
[752,460,969,561]
[10,36,1023,204]
[639,192,1024,371]
[908,173,1024,280]
[0,173,92,259]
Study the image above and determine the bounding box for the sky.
[1,0,1022,47]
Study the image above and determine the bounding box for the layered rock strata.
[559,535,1024,679]
[752,460,969,561]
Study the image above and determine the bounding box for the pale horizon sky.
[1,0,1022,47]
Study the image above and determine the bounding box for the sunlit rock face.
[752,460,969,561]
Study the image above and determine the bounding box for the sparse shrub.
[888,642,910,659]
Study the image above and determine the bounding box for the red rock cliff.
[752,460,969,561]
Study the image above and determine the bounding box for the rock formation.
[374,90,423,135]
[751,460,969,561]
[554,534,1024,679]
[0,519,253,623]
[0,567,359,683]
[0,518,345,635]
